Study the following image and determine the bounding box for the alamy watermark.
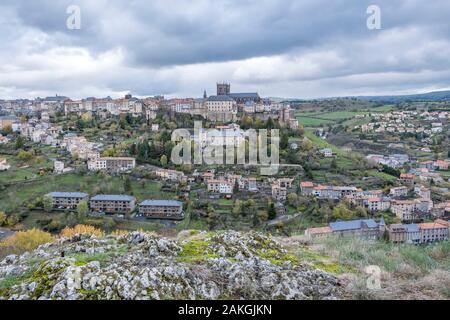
[367,5,381,30]
[66,5,81,30]
[170,121,280,175]
[365,265,382,290]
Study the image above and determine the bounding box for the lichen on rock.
[0,230,343,300]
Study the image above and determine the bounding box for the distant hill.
[354,90,450,103]
[272,90,450,104]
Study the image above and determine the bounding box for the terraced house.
[139,200,184,220]
[46,192,89,210]
[89,195,136,214]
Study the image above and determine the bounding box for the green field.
[295,106,393,127]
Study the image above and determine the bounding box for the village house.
[418,222,449,243]
[366,197,391,212]
[139,200,184,220]
[202,172,215,183]
[154,168,186,182]
[391,199,421,221]
[271,183,287,201]
[0,135,9,144]
[390,186,409,198]
[300,181,314,195]
[88,157,136,173]
[0,158,11,171]
[414,185,431,200]
[90,195,136,214]
[45,192,89,210]
[398,173,415,185]
[433,160,450,171]
[207,179,233,197]
[319,148,333,157]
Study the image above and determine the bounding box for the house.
[207,179,233,196]
[389,186,408,198]
[366,197,391,212]
[54,161,65,174]
[433,160,450,171]
[202,172,215,183]
[319,148,333,157]
[46,192,89,210]
[398,173,415,185]
[414,185,431,200]
[418,222,449,243]
[0,135,9,144]
[277,178,294,189]
[247,177,258,191]
[271,183,287,201]
[139,200,184,220]
[154,169,185,182]
[88,157,136,173]
[0,158,11,171]
[391,199,420,221]
[89,195,136,214]
[300,181,314,195]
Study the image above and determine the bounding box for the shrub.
[0,211,6,226]
[60,224,104,238]
[0,229,54,256]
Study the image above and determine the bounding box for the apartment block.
[139,200,184,220]
[46,192,89,210]
[89,195,136,214]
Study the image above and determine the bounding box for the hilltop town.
[0,83,449,299]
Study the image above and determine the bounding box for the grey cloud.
[0,0,450,99]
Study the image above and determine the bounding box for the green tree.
[160,155,168,166]
[0,211,6,226]
[268,202,276,220]
[42,195,53,212]
[123,176,132,193]
[15,136,25,150]
[287,193,298,206]
[76,200,89,222]
[17,150,33,161]
[232,200,242,217]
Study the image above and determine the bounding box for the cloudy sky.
[1,0,450,99]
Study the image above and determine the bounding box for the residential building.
[398,173,415,185]
[90,195,136,214]
[0,158,11,171]
[390,186,408,198]
[154,169,186,182]
[139,200,184,220]
[272,183,287,201]
[366,197,391,212]
[207,179,233,196]
[88,157,136,173]
[418,222,449,243]
[300,181,314,195]
[46,192,89,210]
[319,148,333,157]
[388,224,420,244]
[391,199,420,221]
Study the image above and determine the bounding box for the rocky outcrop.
[0,230,342,300]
